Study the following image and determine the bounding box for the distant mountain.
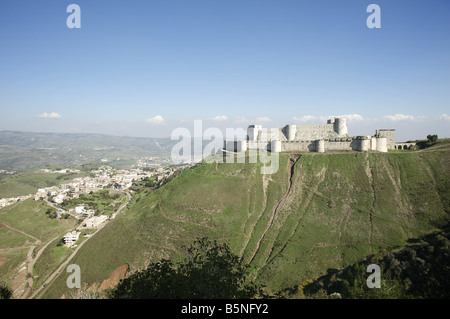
[0,131,177,171]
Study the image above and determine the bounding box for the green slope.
[300,223,450,299]
[41,146,450,298]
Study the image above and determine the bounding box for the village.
[43,165,183,247]
[1,162,191,248]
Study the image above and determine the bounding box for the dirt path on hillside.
[238,165,271,257]
[20,235,60,299]
[259,161,327,272]
[0,223,44,297]
[364,156,375,254]
[248,154,300,264]
[29,192,131,299]
[1,223,41,243]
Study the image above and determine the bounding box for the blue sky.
[0,0,449,141]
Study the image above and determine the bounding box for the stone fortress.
[225,117,402,153]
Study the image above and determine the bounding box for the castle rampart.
[225,117,403,153]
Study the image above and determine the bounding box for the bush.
[427,134,438,145]
[108,238,262,299]
[0,282,12,299]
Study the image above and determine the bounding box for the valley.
[1,138,449,299]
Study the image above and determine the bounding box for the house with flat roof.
[63,231,80,247]
[82,215,108,228]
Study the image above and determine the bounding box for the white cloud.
[382,114,416,121]
[37,112,61,119]
[256,116,271,123]
[234,116,248,124]
[336,114,364,121]
[212,115,228,121]
[292,114,363,123]
[293,115,319,123]
[439,114,450,121]
[146,115,165,125]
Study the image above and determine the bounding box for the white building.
[81,209,96,218]
[35,189,47,201]
[0,199,9,208]
[63,231,80,247]
[53,194,65,204]
[82,215,108,228]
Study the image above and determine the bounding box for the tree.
[46,208,57,219]
[0,282,12,299]
[427,134,438,145]
[108,238,262,299]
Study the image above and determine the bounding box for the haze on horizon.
[0,0,449,143]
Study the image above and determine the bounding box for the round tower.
[316,139,325,153]
[287,125,296,141]
[359,136,370,152]
[271,140,281,153]
[376,137,387,153]
[334,118,348,137]
[371,137,377,151]
[247,125,262,141]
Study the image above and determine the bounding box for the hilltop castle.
[225,117,396,153]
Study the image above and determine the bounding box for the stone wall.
[224,118,396,154]
[324,139,354,152]
[375,129,395,150]
[280,123,342,142]
[281,141,316,152]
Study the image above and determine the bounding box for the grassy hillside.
[0,199,76,292]
[41,146,450,298]
[299,223,450,299]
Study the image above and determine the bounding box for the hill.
[299,223,450,299]
[0,131,176,171]
[0,198,77,297]
[38,145,449,298]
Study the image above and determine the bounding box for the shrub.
[0,282,12,299]
[108,238,262,299]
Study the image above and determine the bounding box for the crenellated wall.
[225,117,395,154]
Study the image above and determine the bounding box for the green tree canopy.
[108,238,262,299]
[427,134,438,145]
[0,282,12,299]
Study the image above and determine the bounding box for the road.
[29,191,131,299]
[111,192,131,219]
[21,235,60,299]
[0,223,42,298]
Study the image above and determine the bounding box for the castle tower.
[376,137,387,152]
[316,139,325,153]
[247,125,262,141]
[271,140,281,153]
[334,118,348,137]
[287,125,296,141]
[357,136,370,152]
[371,137,377,151]
[375,129,395,150]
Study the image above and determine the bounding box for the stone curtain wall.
[280,124,340,142]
